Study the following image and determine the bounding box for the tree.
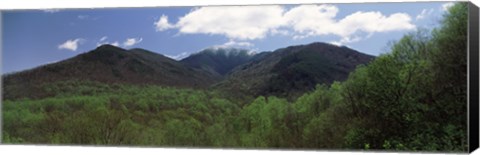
[341,2,468,151]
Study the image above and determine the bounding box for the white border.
[0,145,468,155]
[0,0,472,10]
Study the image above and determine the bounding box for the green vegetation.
[3,81,241,146]
[2,3,468,152]
[219,42,374,100]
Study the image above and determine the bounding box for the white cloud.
[222,40,254,48]
[58,38,84,51]
[154,15,175,31]
[96,36,114,47]
[166,5,286,40]
[96,42,106,47]
[111,41,120,47]
[416,9,434,20]
[329,41,342,46]
[165,52,190,60]
[442,2,455,11]
[205,40,255,51]
[283,5,338,37]
[100,36,108,42]
[270,29,289,36]
[96,37,142,48]
[287,6,415,38]
[337,11,415,35]
[156,4,415,46]
[123,38,143,47]
[97,41,120,47]
[285,5,415,44]
[329,35,364,46]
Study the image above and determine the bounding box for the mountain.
[3,42,375,100]
[3,45,218,100]
[217,42,375,99]
[180,47,256,77]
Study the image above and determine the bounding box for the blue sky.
[2,2,455,74]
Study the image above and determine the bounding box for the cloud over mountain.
[58,38,84,51]
[123,38,143,47]
[155,4,416,44]
[96,37,142,48]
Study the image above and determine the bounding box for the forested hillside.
[3,45,218,100]
[2,3,468,152]
[218,42,374,99]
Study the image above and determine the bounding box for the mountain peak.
[219,41,375,99]
[181,47,258,76]
[306,42,351,50]
[3,45,220,100]
[198,47,256,57]
[95,44,125,51]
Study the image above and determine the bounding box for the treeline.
[2,3,468,152]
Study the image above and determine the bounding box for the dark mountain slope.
[3,45,217,100]
[180,47,256,77]
[217,42,375,99]
[3,42,374,100]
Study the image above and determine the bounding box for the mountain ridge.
[217,42,375,99]
[3,42,375,100]
[2,44,218,100]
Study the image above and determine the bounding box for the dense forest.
[2,3,468,152]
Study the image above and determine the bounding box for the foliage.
[2,3,468,152]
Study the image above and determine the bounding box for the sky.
[1,2,456,74]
